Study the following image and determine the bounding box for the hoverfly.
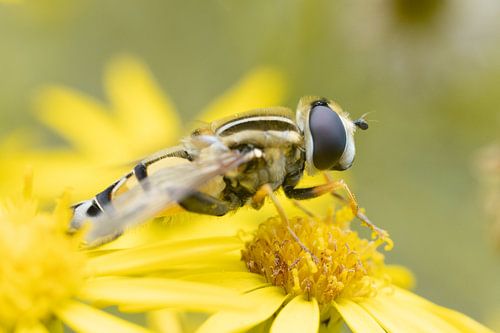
[70,96,369,245]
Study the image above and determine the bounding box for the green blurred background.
[1,0,499,326]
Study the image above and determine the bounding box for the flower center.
[0,194,86,330]
[241,207,389,307]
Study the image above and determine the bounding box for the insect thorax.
[221,144,304,209]
[191,110,305,209]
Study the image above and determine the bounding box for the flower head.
[0,175,85,331]
[0,177,253,333]
[241,207,386,310]
[181,202,495,333]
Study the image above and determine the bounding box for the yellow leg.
[251,184,269,209]
[323,173,390,244]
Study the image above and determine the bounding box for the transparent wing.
[85,149,253,245]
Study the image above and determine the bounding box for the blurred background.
[0,0,499,328]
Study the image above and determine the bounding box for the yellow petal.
[270,296,319,333]
[180,271,269,293]
[382,265,416,290]
[358,297,422,333]
[432,306,495,333]
[110,211,258,245]
[87,236,242,276]
[148,310,183,333]
[155,258,249,280]
[0,128,43,152]
[0,149,126,201]
[55,300,151,333]
[359,294,462,333]
[198,67,287,122]
[333,299,385,333]
[382,293,464,333]
[15,322,49,333]
[391,287,494,333]
[81,277,249,312]
[34,86,127,161]
[197,286,288,333]
[105,55,181,154]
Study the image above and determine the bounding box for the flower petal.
[55,300,151,333]
[196,286,288,333]
[199,67,287,122]
[0,150,126,201]
[382,265,415,290]
[431,306,495,333]
[35,87,127,160]
[80,277,250,312]
[15,322,49,333]
[87,236,242,276]
[333,299,385,333]
[270,296,319,333]
[391,298,465,333]
[359,294,462,333]
[105,56,181,153]
[391,287,494,333]
[358,296,422,333]
[180,271,269,292]
[148,310,183,333]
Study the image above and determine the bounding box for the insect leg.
[179,191,230,216]
[322,174,390,243]
[283,180,345,200]
[250,184,268,209]
[284,174,390,244]
[284,175,358,214]
[258,184,319,263]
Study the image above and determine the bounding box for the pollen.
[241,206,389,308]
[0,181,86,330]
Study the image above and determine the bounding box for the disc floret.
[241,206,389,309]
[0,185,86,330]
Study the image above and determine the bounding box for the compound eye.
[309,104,347,170]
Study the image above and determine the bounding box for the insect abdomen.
[70,148,190,229]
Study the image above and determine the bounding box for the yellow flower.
[134,203,494,333]
[0,177,253,333]
[2,55,489,332]
[0,55,286,202]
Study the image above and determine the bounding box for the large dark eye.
[309,104,347,170]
